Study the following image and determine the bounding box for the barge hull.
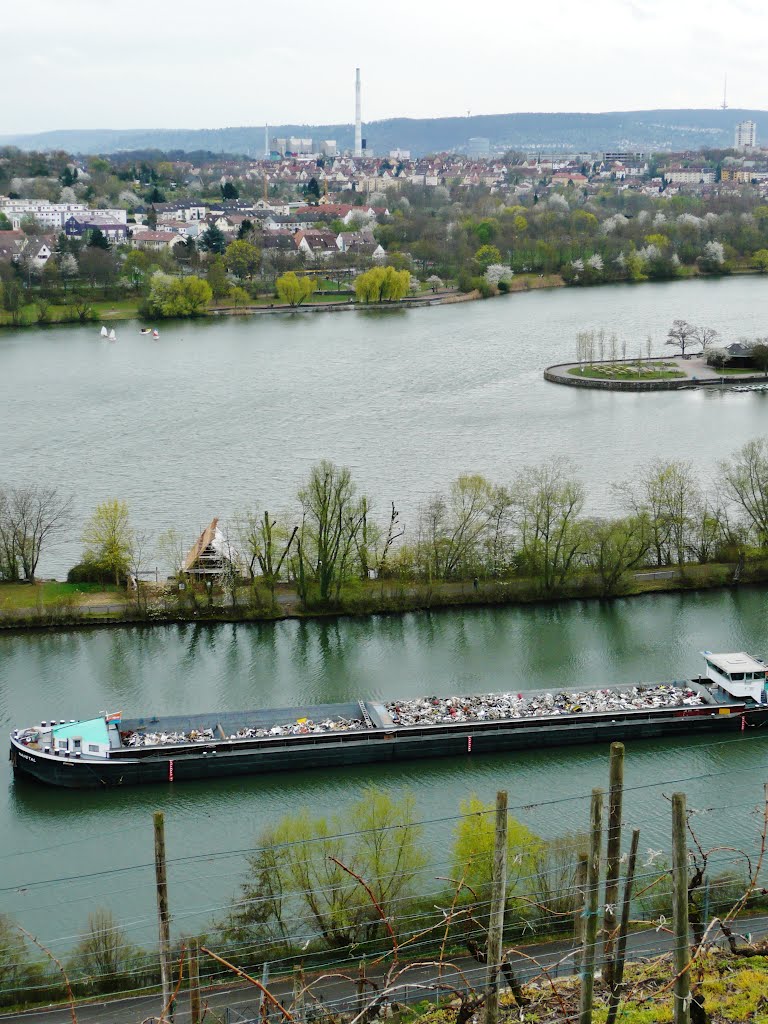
[11,707,746,789]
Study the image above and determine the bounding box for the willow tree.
[81,499,133,585]
[225,789,426,952]
[451,795,543,926]
[276,271,316,307]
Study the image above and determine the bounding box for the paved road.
[3,917,764,1024]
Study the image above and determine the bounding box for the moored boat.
[9,653,767,790]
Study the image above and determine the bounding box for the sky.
[3,0,767,134]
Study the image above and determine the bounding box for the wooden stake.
[189,938,201,1024]
[605,828,639,1024]
[579,788,603,1024]
[573,853,589,974]
[356,960,367,1021]
[603,742,625,989]
[293,963,305,1022]
[484,790,508,1024]
[672,793,691,1024]
[153,811,174,1022]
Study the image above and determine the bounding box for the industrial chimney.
[354,67,363,158]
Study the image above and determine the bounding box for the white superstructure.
[701,651,767,702]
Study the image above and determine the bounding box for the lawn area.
[0,582,126,610]
[569,361,687,381]
[0,298,141,328]
[92,298,141,319]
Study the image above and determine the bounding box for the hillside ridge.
[2,108,766,157]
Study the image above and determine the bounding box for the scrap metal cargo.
[9,651,766,789]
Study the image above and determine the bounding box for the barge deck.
[9,678,756,789]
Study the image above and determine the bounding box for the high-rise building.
[735,120,757,150]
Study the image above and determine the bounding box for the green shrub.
[67,561,121,585]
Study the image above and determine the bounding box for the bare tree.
[374,502,405,577]
[0,489,20,581]
[237,510,297,603]
[127,531,151,613]
[666,319,697,359]
[614,460,700,567]
[694,325,720,353]
[156,528,189,580]
[2,485,72,583]
[68,908,135,993]
[511,461,586,591]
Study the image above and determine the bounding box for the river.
[1,275,767,577]
[2,591,768,952]
[3,277,768,956]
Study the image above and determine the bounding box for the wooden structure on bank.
[183,517,229,577]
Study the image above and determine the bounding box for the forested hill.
[2,109,766,157]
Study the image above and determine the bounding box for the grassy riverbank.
[0,559,757,631]
[6,267,764,332]
[0,273,565,330]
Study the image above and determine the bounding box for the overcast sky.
[4,0,766,134]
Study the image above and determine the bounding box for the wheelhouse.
[701,651,768,703]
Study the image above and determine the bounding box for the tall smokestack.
[354,67,362,158]
[264,124,269,158]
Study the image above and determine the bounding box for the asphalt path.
[4,917,765,1024]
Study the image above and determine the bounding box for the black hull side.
[10,711,747,789]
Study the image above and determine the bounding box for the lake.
[1,275,767,577]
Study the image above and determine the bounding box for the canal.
[2,589,768,950]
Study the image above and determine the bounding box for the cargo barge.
[9,652,768,789]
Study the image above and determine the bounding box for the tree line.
[6,440,768,602]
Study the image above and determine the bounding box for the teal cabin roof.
[50,718,109,746]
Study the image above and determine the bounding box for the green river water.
[2,277,768,952]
